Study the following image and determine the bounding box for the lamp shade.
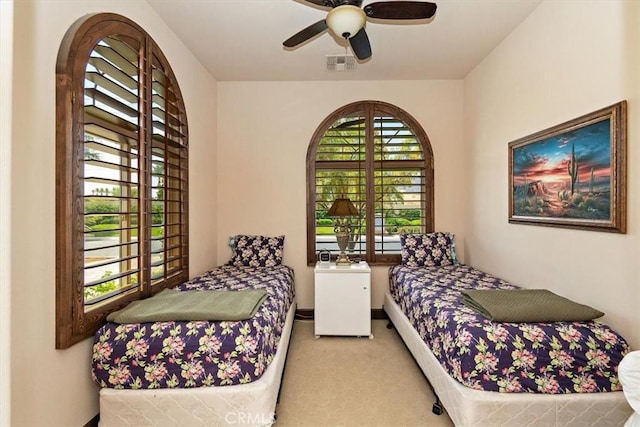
[327,197,358,217]
[326,5,366,39]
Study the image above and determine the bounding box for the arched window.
[55,13,188,348]
[307,100,434,266]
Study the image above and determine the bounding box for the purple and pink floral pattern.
[400,232,457,267]
[92,264,295,389]
[390,264,629,393]
[229,235,285,267]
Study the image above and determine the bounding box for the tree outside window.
[306,101,434,266]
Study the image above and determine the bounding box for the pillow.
[400,232,457,267]
[229,234,285,267]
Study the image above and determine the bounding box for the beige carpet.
[275,319,455,427]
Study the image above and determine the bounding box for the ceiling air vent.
[326,54,356,72]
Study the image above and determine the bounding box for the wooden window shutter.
[56,13,189,348]
[307,101,433,266]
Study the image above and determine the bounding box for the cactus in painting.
[567,142,578,194]
[558,190,570,204]
[589,167,594,193]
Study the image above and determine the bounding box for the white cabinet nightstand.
[314,261,372,338]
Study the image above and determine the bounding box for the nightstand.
[314,261,372,338]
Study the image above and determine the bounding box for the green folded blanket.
[461,289,604,322]
[107,289,268,324]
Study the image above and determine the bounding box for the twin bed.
[92,235,294,427]
[91,232,632,426]
[384,233,633,426]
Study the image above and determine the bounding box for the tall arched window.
[306,100,434,265]
[56,13,189,348]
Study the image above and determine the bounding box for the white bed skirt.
[99,302,296,427]
[383,292,632,427]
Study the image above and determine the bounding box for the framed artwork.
[508,101,626,233]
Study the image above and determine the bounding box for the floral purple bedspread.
[92,264,295,389]
[389,264,629,394]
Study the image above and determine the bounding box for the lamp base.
[335,252,351,266]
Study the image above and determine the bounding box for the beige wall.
[217,81,465,310]
[1,1,14,425]
[7,1,217,425]
[463,0,640,348]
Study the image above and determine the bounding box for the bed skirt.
[98,301,296,427]
[383,292,632,427]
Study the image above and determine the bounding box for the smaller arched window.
[306,100,434,266]
[56,13,188,348]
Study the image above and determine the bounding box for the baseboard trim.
[295,309,314,320]
[295,308,388,320]
[84,414,99,427]
[372,308,388,320]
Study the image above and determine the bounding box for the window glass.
[308,101,433,265]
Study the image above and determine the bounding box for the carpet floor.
[275,319,455,427]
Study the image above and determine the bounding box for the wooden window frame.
[55,13,189,349]
[306,100,434,266]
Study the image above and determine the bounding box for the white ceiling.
[147,0,542,82]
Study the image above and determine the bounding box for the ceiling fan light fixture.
[326,5,366,39]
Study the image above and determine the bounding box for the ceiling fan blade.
[303,0,335,7]
[364,1,437,20]
[283,20,329,48]
[349,28,372,60]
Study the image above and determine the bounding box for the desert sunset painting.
[511,118,611,220]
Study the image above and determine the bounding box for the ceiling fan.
[283,1,437,61]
